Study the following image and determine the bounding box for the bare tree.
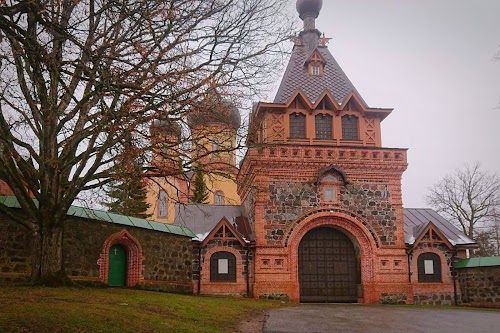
[0,0,293,284]
[427,163,500,239]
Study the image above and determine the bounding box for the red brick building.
[184,0,477,304]
[0,0,478,305]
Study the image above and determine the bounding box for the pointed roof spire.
[296,0,322,29]
[274,1,367,106]
[296,0,323,51]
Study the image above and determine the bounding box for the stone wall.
[413,292,456,305]
[0,212,193,293]
[0,216,31,284]
[458,266,500,307]
[263,181,395,246]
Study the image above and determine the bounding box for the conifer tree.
[191,165,209,204]
[103,134,152,219]
[104,166,152,219]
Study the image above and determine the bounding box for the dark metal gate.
[299,227,358,302]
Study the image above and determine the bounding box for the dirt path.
[233,310,267,333]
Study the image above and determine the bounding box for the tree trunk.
[30,223,71,286]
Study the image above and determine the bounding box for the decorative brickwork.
[197,242,251,296]
[98,230,144,287]
[409,242,456,305]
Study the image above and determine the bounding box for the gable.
[413,222,453,249]
[403,208,476,247]
[201,217,247,247]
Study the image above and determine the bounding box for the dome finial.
[296,0,323,30]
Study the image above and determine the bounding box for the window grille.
[290,113,306,139]
[315,114,333,139]
[342,115,359,141]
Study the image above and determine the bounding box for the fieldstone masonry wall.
[264,181,395,246]
[0,216,31,284]
[458,266,500,308]
[413,292,455,306]
[341,183,396,246]
[0,212,193,293]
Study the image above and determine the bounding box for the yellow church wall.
[145,177,184,224]
[191,125,237,167]
[204,173,240,205]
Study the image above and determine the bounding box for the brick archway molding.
[286,211,377,302]
[200,246,248,295]
[98,229,144,287]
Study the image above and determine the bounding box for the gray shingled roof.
[403,208,476,246]
[274,45,361,105]
[171,202,475,247]
[173,203,242,239]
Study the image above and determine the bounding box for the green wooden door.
[108,244,127,287]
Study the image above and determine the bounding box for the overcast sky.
[267,0,500,208]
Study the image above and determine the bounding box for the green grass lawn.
[0,287,287,333]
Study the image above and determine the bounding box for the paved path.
[263,304,500,333]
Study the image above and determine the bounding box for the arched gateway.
[299,227,360,302]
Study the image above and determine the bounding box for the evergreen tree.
[103,135,151,219]
[191,165,209,204]
[104,169,152,219]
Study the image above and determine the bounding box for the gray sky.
[268,0,500,208]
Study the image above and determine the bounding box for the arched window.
[342,115,359,141]
[315,114,333,139]
[417,252,442,282]
[157,190,167,218]
[214,191,225,205]
[290,113,306,139]
[210,251,236,282]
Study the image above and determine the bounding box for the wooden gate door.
[299,227,358,302]
[108,244,127,287]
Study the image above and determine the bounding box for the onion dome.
[150,119,182,137]
[296,0,323,20]
[188,99,241,130]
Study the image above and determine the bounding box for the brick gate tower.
[238,0,411,303]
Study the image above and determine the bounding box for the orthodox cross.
[114,248,118,255]
[319,33,332,46]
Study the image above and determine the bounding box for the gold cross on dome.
[319,33,332,46]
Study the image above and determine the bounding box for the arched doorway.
[108,244,127,287]
[299,227,359,302]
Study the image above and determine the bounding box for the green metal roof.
[0,196,195,238]
[455,256,500,269]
